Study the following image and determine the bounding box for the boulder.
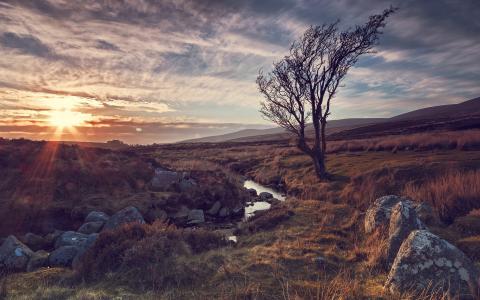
[85,211,109,223]
[413,202,438,225]
[49,246,80,267]
[72,234,98,269]
[21,232,47,251]
[103,206,145,231]
[219,207,230,218]
[207,201,221,216]
[365,195,403,233]
[27,250,49,272]
[145,208,168,223]
[151,170,181,190]
[54,231,91,249]
[259,192,273,200]
[178,178,197,192]
[187,209,205,225]
[44,229,64,248]
[247,188,257,197]
[0,235,34,272]
[172,205,190,220]
[385,230,480,298]
[78,221,104,234]
[386,201,424,265]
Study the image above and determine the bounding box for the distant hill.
[180,97,480,143]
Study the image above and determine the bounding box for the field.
[1,129,480,299]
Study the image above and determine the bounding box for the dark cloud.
[0,32,53,58]
[95,39,121,51]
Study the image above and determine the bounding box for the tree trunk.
[311,151,327,179]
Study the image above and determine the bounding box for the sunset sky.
[0,0,479,144]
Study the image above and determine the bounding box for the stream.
[243,180,286,219]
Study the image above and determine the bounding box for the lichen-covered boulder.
[187,209,205,225]
[85,211,109,223]
[365,195,403,233]
[103,206,145,231]
[385,230,480,298]
[78,221,104,234]
[386,201,424,265]
[0,235,34,272]
[27,250,49,272]
[49,246,80,267]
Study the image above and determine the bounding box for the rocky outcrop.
[55,231,92,249]
[85,211,109,223]
[385,230,480,298]
[365,195,404,233]
[21,232,48,251]
[386,201,424,265]
[0,235,34,272]
[103,206,145,231]
[78,221,104,234]
[49,246,80,267]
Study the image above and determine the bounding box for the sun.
[48,109,91,128]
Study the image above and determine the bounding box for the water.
[243,180,286,219]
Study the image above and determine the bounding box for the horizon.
[1,0,479,144]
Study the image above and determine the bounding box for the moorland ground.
[1,129,480,299]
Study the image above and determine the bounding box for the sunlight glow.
[48,110,92,128]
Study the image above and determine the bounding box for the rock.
[145,209,168,223]
[187,209,205,225]
[232,204,245,216]
[0,235,34,272]
[27,250,49,272]
[78,221,104,234]
[178,178,197,192]
[386,201,424,266]
[413,202,438,225]
[247,188,257,197]
[55,231,91,249]
[365,195,404,233]
[219,207,230,218]
[44,230,64,248]
[85,211,109,223]
[172,205,190,219]
[207,201,221,216]
[259,192,273,200]
[72,233,98,269]
[21,233,47,251]
[151,170,181,190]
[385,230,480,298]
[103,206,145,231]
[49,246,80,267]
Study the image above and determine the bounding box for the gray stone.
[365,195,404,233]
[219,207,229,218]
[386,201,424,266]
[259,192,273,200]
[207,201,221,216]
[385,230,480,298]
[187,209,205,225]
[172,205,190,219]
[21,232,47,251]
[178,178,197,192]
[85,211,109,223]
[27,250,49,272]
[54,231,91,249]
[151,170,181,190]
[49,246,80,267]
[0,235,34,272]
[103,206,145,231]
[78,221,104,234]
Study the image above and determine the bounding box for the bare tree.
[257,7,396,179]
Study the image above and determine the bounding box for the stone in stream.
[246,188,257,197]
[0,235,34,272]
[385,230,480,298]
[103,206,145,231]
[259,192,273,200]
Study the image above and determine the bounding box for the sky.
[0,0,479,144]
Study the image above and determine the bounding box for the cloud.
[0,32,53,58]
[95,39,121,51]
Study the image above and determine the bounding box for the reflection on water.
[243,180,286,219]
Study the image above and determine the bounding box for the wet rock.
[247,188,257,197]
[259,192,273,200]
[385,230,480,298]
[365,195,404,233]
[78,221,104,234]
[27,250,49,272]
[85,211,109,223]
[0,235,34,272]
[21,232,47,251]
[207,201,221,216]
[187,209,205,225]
[386,201,424,266]
[103,206,145,231]
[49,246,80,267]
